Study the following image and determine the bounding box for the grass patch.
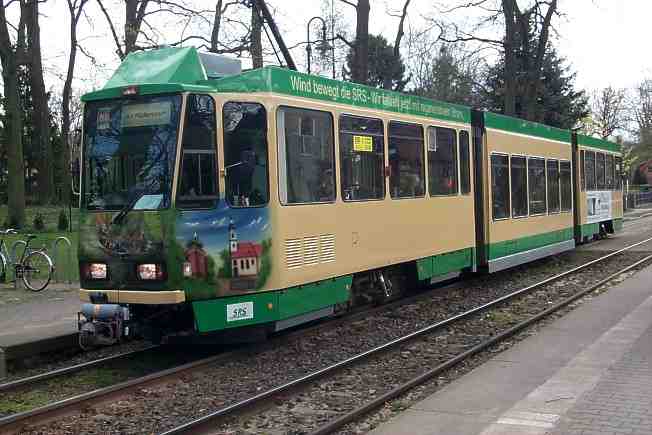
[0,205,80,233]
[1,232,79,282]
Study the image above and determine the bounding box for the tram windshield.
[82,94,182,211]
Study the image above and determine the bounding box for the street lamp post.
[306,16,331,76]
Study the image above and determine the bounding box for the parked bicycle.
[0,229,54,291]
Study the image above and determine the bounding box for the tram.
[76,47,622,346]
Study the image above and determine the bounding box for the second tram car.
[76,47,623,346]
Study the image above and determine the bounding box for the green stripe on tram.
[192,275,352,332]
[211,66,472,124]
[577,134,621,153]
[417,247,475,281]
[488,228,574,260]
[484,112,572,144]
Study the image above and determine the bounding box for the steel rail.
[159,236,652,435]
[0,345,158,394]
[0,279,463,433]
[309,252,652,435]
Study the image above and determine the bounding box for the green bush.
[58,210,69,231]
[33,213,45,231]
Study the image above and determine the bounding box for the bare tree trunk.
[98,0,149,59]
[0,2,27,226]
[523,0,556,121]
[352,0,369,84]
[383,0,410,90]
[251,4,263,68]
[25,0,53,204]
[210,0,223,52]
[502,0,517,116]
[62,0,88,205]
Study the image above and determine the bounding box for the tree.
[25,0,53,204]
[61,0,90,205]
[434,0,559,120]
[583,87,627,140]
[483,47,588,129]
[338,0,370,84]
[632,79,652,147]
[345,34,407,90]
[0,1,29,226]
[410,45,479,106]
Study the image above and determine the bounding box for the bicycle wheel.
[22,251,54,292]
[0,252,6,283]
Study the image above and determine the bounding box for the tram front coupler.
[78,303,131,349]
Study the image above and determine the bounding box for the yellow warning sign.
[353,135,373,152]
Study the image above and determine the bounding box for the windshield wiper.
[111,178,160,225]
[111,189,147,225]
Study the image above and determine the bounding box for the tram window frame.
[510,155,528,218]
[428,126,459,196]
[528,156,547,215]
[615,156,623,190]
[388,121,425,199]
[176,94,219,210]
[491,153,510,220]
[605,154,614,190]
[339,114,386,202]
[585,151,596,190]
[223,101,270,208]
[596,152,606,190]
[459,131,471,195]
[547,159,560,214]
[580,150,585,191]
[560,160,572,212]
[277,106,336,205]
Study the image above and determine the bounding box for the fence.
[625,191,652,210]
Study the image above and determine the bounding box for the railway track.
[0,346,158,395]
[158,237,652,435]
[3,235,651,434]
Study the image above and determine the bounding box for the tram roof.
[80,46,619,151]
[576,134,621,153]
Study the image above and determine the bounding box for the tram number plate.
[226,302,254,322]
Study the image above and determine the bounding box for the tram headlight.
[87,263,107,280]
[137,263,164,280]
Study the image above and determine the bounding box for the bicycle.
[0,229,54,292]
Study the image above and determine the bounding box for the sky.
[32,0,652,99]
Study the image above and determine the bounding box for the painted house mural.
[175,202,272,300]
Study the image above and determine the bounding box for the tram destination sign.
[214,67,471,125]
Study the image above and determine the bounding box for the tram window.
[340,115,385,201]
[223,102,269,207]
[585,151,596,190]
[580,150,585,191]
[428,127,458,196]
[277,107,335,204]
[605,154,614,190]
[560,161,572,212]
[388,121,424,198]
[511,156,527,217]
[177,94,218,209]
[615,156,622,189]
[491,154,510,220]
[596,152,606,189]
[547,159,560,213]
[528,157,546,215]
[459,131,471,195]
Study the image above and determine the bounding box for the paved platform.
[0,285,78,349]
[370,262,652,435]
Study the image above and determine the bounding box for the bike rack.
[52,236,73,284]
[9,240,26,289]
